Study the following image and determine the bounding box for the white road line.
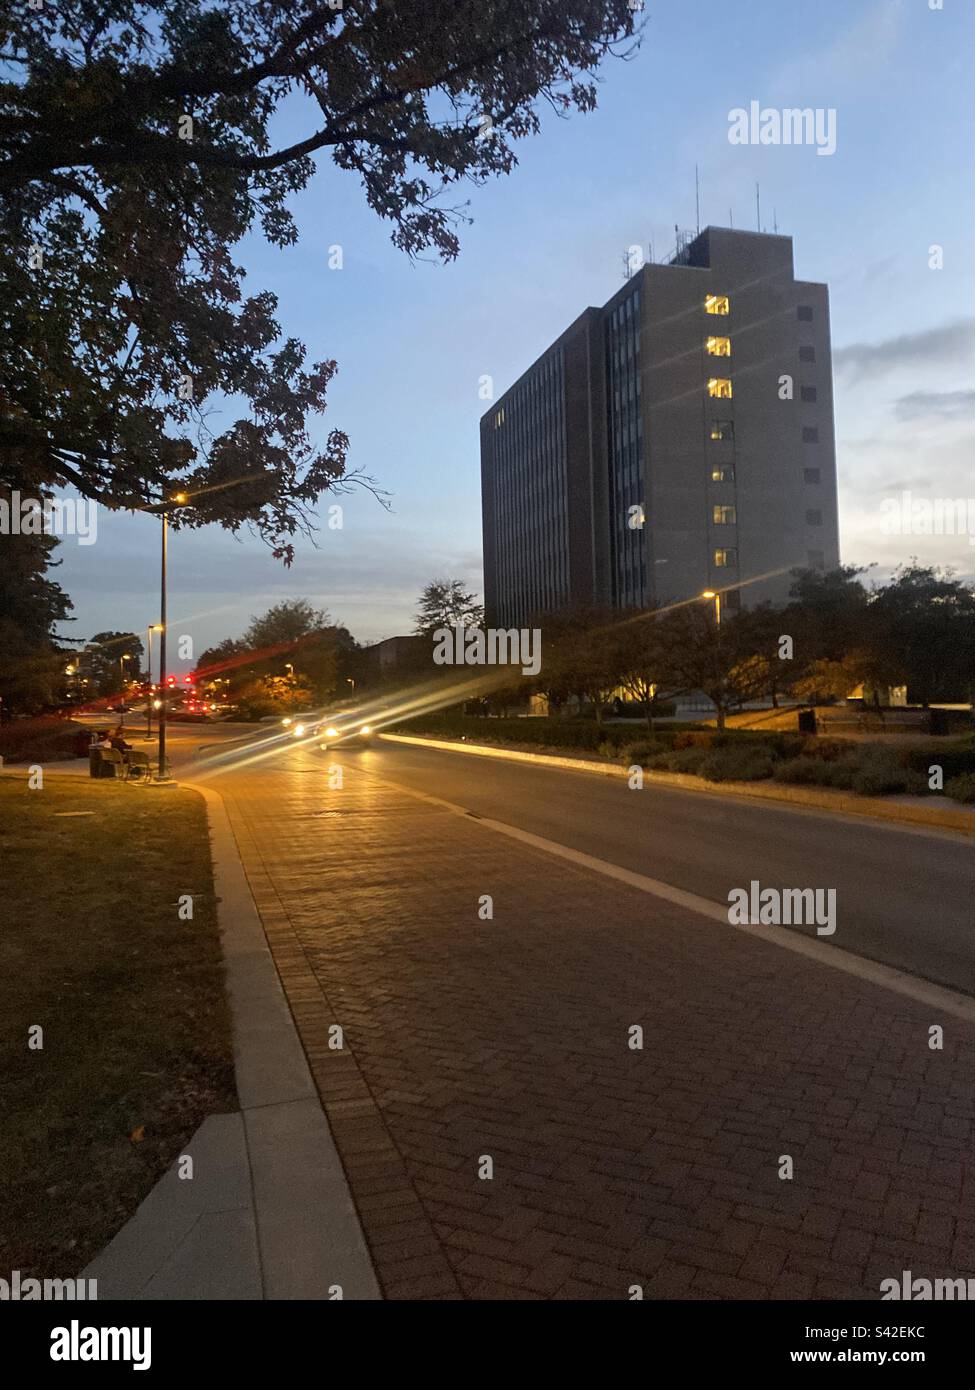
[362,765,975,1026]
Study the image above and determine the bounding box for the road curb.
[84,779,381,1301]
[380,733,975,838]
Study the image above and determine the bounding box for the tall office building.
[480,227,840,628]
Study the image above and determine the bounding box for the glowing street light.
[701,589,721,626]
[119,653,132,726]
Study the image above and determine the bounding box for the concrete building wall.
[480,227,840,627]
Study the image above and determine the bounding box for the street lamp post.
[158,511,169,777]
[156,495,187,780]
[701,589,722,627]
[119,654,131,727]
[145,624,163,739]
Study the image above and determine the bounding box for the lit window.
[713,505,737,525]
[705,294,730,315]
[706,336,732,357]
[710,420,734,441]
[494,406,505,428]
[713,548,737,568]
[708,377,733,399]
[711,465,735,483]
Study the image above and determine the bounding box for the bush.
[699,747,775,782]
[673,730,714,750]
[904,740,975,780]
[621,739,667,764]
[0,716,93,763]
[773,757,856,789]
[797,739,853,763]
[849,748,914,797]
[946,772,975,804]
[650,746,712,774]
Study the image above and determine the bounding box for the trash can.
[797,708,817,735]
[89,746,101,778]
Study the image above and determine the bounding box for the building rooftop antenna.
[773,208,779,235]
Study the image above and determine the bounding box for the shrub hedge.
[0,716,92,763]
[396,713,973,803]
[397,713,697,754]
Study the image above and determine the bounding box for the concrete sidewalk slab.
[84,1113,257,1299]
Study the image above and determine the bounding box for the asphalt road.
[186,725,975,997]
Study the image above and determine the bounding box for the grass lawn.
[0,773,237,1278]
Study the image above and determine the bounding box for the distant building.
[480,226,840,627]
[363,635,426,677]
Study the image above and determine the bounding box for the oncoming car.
[279,714,318,739]
[317,720,375,750]
[277,714,378,747]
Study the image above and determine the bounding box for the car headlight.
[282,717,292,726]
[325,727,338,738]
[359,725,371,736]
[293,723,305,737]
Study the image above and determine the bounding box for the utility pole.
[146,624,162,739]
[158,510,169,779]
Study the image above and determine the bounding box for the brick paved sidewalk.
[216,754,975,1301]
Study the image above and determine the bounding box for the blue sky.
[56,0,975,665]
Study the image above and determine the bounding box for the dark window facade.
[799,345,816,363]
[801,386,818,403]
[798,305,814,321]
[802,426,819,443]
[606,289,646,607]
[804,467,821,485]
[492,349,568,625]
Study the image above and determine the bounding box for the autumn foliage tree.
[0,1,639,559]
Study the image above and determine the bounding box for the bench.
[93,747,124,778]
[124,750,152,783]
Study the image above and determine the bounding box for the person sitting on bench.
[108,726,132,754]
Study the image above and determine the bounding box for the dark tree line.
[516,565,975,730]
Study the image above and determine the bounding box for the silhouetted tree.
[414,579,484,636]
[1,1,639,561]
